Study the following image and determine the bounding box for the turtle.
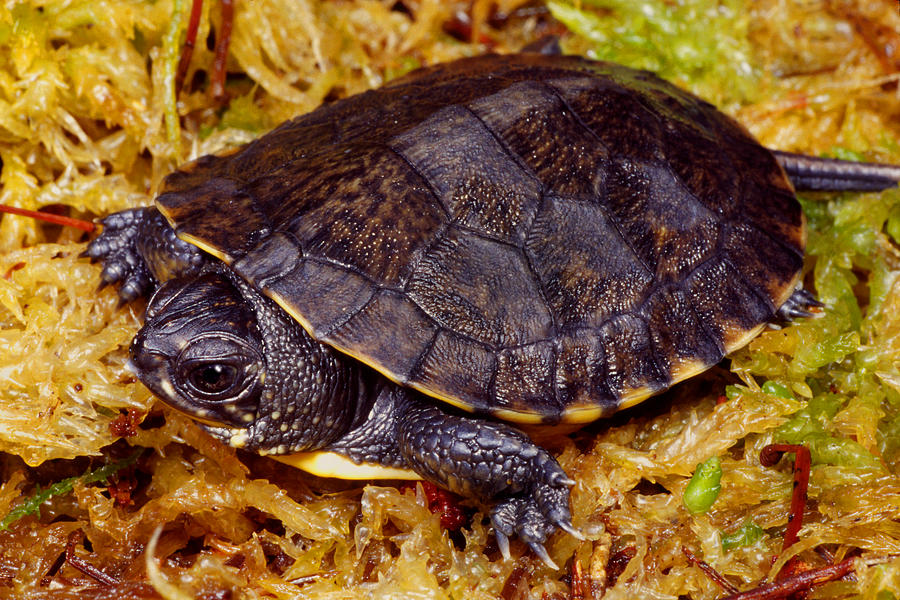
[84,51,900,566]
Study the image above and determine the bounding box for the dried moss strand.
[163,0,186,146]
[145,525,193,600]
[683,546,739,594]
[65,530,120,586]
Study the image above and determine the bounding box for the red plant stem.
[0,204,95,232]
[211,0,234,100]
[399,481,467,530]
[65,530,120,586]
[175,0,205,95]
[759,444,811,551]
[718,557,856,600]
[682,547,739,594]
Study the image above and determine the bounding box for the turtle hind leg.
[326,386,579,568]
[83,207,207,302]
[772,150,900,192]
[776,287,823,322]
[395,396,578,568]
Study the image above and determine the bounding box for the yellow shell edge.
[174,231,231,263]
[273,451,422,480]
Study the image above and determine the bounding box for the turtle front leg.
[83,207,207,302]
[327,386,579,567]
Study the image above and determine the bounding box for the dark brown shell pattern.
[158,54,805,424]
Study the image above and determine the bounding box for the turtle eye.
[165,343,262,427]
[187,362,239,396]
[177,355,253,403]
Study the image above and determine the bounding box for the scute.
[468,80,612,199]
[526,197,653,326]
[406,227,554,348]
[390,104,541,246]
[328,289,440,383]
[155,53,805,424]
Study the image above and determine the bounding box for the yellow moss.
[1,0,900,598]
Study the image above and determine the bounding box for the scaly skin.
[83,208,206,302]
[85,208,578,565]
[326,382,579,565]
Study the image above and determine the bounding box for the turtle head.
[130,270,362,453]
[131,272,265,428]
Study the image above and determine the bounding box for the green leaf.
[0,449,143,532]
[721,520,764,551]
[683,456,722,514]
[762,381,794,399]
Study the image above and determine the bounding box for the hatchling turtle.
[85,52,900,564]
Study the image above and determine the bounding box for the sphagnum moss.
[1,0,899,598]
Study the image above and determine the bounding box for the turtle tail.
[773,150,900,192]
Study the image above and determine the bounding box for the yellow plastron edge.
[274,451,422,480]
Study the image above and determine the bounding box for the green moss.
[384,56,422,82]
[546,0,758,105]
[724,171,900,472]
[761,381,793,399]
[721,520,764,551]
[220,92,272,134]
[0,449,142,532]
[683,456,722,514]
[826,147,867,162]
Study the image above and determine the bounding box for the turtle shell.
[156,53,805,425]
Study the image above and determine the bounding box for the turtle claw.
[550,471,576,487]
[495,529,511,561]
[84,208,155,302]
[492,495,560,568]
[557,519,585,540]
[777,287,824,322]
[490,496,521,549]
[529,542,558,570]
[490,482,575,568]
